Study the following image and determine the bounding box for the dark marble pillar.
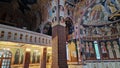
[52,25,68,68]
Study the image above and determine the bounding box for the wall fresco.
[81,0,120,25]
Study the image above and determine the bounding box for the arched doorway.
[0,50,12,68]
[65,17,74,41]
[65,17,78,62]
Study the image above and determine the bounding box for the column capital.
[52,22,66,27]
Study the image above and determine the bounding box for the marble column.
[51,0,68,67]
[51,25,68,68]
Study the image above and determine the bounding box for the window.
[94,41,100,59]
[0,50,12,68]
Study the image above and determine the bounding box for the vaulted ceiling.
[0,0,51,31]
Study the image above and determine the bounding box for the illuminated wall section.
[66,41,77,62]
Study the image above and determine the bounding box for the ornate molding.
[81,34,120,41]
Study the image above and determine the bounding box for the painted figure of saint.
[106,0,118,13]
[89,4,104,21]
[107,42,114,59]
[14,49,20,64]
[89,42,95,58]
[37,54,40,63]
[20,54,23,64]
[101,42,108,59]
[32,52,36,63]
[113,41,120,58]
[85,42,90,59]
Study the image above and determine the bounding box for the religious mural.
[14,49,20,64]
[82,0,120,25]
[14,49,24,64]
[31,50,41,64]
[113,41,120,58]
[78,0,120,61]
[76,0,120,38]
[83,39,120,60]
[100,42,108,59]
[106,41,114,59]
[83,41,96,60]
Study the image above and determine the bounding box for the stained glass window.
[94,41,100,59]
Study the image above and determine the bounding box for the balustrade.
[0,24,52,46]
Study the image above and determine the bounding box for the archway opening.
[65,17,74,41]
[65,17,78,63]
[43,22,52,36]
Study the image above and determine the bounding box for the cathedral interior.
[0,0,120,68]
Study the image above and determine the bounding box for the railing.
[0,24,52,46]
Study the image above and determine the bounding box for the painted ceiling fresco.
[82,0,120,25]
